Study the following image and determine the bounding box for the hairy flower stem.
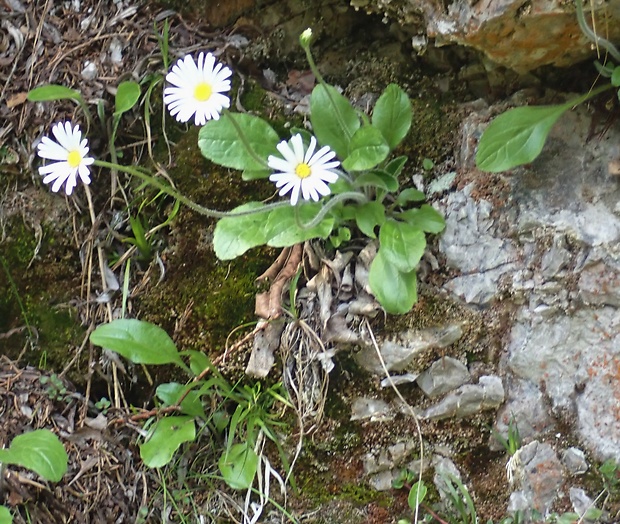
[93,160,288,218]
[296,191,368,230]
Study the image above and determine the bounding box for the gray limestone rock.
[569,487,598,520]
[416,357,471,398]
[509,441,564,518]
[562,447,588,476]
[350,397,393,422]
[419,375,504,420]
[355,323,463,375]
[447,102,620,462]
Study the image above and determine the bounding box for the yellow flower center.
[295,163,311,179]
[194,82,213,102]
[67,150,82,168]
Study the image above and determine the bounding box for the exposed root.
[255,244,303,320]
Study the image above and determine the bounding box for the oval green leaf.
[213,203,269,260]
[0,429,68,482]
[612,66,620,87]
[379,220,426,273]
[214,203,335,259]
[27,84,82,102]
[353,170,399,192]
[475,102,573,172]
[90,319,183,366]
[385,155,408,179]
[198,113,278,171]
[218,442,259,490]
[310,84,360,159]
[355,201,386,239]
[114,81,141,115]
[342,126,390,172]
[372,83,412,150]
[0,505,12,524]
[264,203,334,247]
[408,480,428,511]
[368,250,418,314]
[140,416,196,468]
[395,188,426,205]
[398,204,446,233]
[156,383,206,419]
[182,350,211,376]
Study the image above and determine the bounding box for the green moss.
[398,92,461,172]
[137,122,276,354]
[240,81,268,112]
[0,215,87,382]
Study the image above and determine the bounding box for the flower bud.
[299,28,313,48]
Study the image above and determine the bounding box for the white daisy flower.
[164,52,232,126]
[268,134,340,206]
[37,121,94,195]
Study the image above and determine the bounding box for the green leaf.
[140,416,195,468]
[183,350,211,376]
[555,514,580,524]
[156,383,206,419]
[353,170,399,192]
[372,84,412,150]
[408,480,428,511]
[398,204,446,233]
[264,204,334,247]
[0,430,67,482]
[342,126,390,171]
[330,227,351,248]
[198,113,279,171]
[310,84,360,159]
[612,66,620,87]
[241,169,270,181]
[214,203,335,260]
[27,84,82,102]
[368,249,418,314]
[475,100,575,172]
[90,319,183,366]
[355,201,386,239]
[0,506,12,524]
[379,220,426,273]
[212,203,268,260]
[384,156,408,179]
[218,442,259,490]
[422,158,434,171]
[114,81,141,116]
[395,188,426,205]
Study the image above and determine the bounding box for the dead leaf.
[6,92,28,108]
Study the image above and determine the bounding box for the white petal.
[300,179,312,201]
[276,140,298,166]
[311,178,331,196]
[268,157,294,173]
[290,134,305,163]
[314,168,339,184]
[38,138,69,161]
[304,136,317,163]
[289,183,301,206]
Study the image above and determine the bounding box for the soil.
[0,0,603,523]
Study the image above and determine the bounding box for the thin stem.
[303,45,355,143]
[75,96,94,133]
[222,110,270,170]
[93,159,289,218]
[297,191,368,230]
[575,0,620,62]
